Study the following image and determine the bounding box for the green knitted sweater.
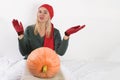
[18,25,69,59]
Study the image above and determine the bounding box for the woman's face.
[37,7,50,23]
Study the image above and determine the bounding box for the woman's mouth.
[40,17,44,20]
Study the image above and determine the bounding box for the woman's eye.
[38,10,42,14]
[44,11,47,14]
[38,10,48,14]
[39,10,42,13]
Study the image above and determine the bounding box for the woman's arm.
[18,27,31,59]
[63,35,69,40]
[18,34,24,39]
[54,29,69,56]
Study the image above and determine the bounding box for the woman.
[11,4,85,80]
[12,4,85,59]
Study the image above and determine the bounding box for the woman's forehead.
[38,7,48,11]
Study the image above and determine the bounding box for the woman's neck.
[38,22,46,30]
[37,22,46,37]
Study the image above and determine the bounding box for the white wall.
[0,0,120,61]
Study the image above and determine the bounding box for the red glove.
[12,19,24,35]
[65,25,85,36]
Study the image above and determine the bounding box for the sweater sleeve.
[54,29,69,56]
[18,26,31,57]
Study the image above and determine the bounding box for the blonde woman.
[12,4,85,59]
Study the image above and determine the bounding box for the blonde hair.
[34,18,52,38]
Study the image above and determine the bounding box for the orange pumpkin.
[26,47,60,78]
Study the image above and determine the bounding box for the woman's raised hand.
[65,25,85,36]
[12,19,24,35]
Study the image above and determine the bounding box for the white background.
[0,0,120,62]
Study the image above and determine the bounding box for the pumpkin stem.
[42,65,47,73]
